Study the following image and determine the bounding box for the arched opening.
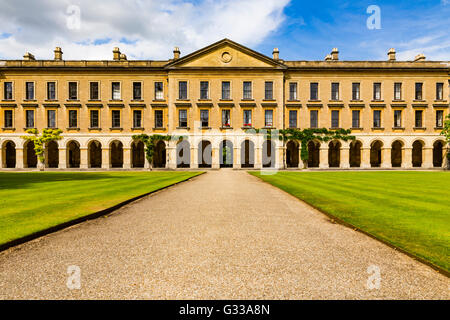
[2,141,16,168]
[177,140,190,168]
[412,140,423,167]
[24,140,37,168]
[198,140,211,168]
[219,140,233,168]
[370,140,383,168]
[241,140,254,168]
[88,140,102,168]
[328,140,341,168]
[349,140,361,167]
[132,140,145,168]
[153,140,166,168]
[262,139,275,168]
[286,140,299,168]
[433,140,444,168]
[391,140,403,168]
[110,140,123,168]
[307,141,320,168]
[46,141,59,168]
[67,140,80,168]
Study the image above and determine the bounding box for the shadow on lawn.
[0,172,128,190]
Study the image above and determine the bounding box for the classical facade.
[0,39,449,170]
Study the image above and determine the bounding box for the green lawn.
[0,171,202,245]
[250,171,450,272]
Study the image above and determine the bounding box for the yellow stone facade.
[0,39,448,169]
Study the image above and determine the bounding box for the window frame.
[415,109,424,128]
[373,110,382,128]
[264,109,274,127]
[200,109,209,128]
[373,82,382,101]
[394,82,402,101]
[90,109,100,129]
[25,81,35,100]
[331,82,340,101]
[264,81,274,100]
[154,109,164,128]
[352,82,360,101]
[415,82,423,101]
[221,81,231,100]
[47,109,57,128]
[89,81,100,101]
[154,81,164,100]
[178,109,188,128]
[4,81,14,100]
[289,82,298,101]
[111,109,121,128]
[111,81,122,101]
[68,109,78,128]
[351,109,360,128]
[199,81,209,100]
[178,81,188,100]
[310,82,319,101]
[222,109,231,127]
[310,109,319,128]
[132,81,143,101]
[436,82,444,101]
[68,81,78,100]
[288,109,297,128]
[25,109,35,128]
[393,109,402,128]
[4,109,14,128]
[436,110,444,128]
[243,109,252,127]
[132,109,143,129]
[46,81,57,101]
[243,81,252,100]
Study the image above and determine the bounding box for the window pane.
[133,82,142,100]
[47,82,56,100]
[69,82,77,100]
[415,110,423,127]
[90,110,99,128]
[26,110,34,128]
[394,83,402,100]
[289,83,297,100]
[264,109,273,127]
[90,82,99,100]
[265,81,273,100]
[222,109,231,127]
[178,81,187,99]
[436,83,443,100]
[331,110,339,128]
[310,83,318,100]
[331,83,339,100]
[69,110,77,128]
[133,110,142,128]
[155,110,163,128]
[394,110,402,127]
[4,110,13,128]
[200,81,209,99]
[47,110,56,128]
[155,82,164,100]
[310,110,318,128]
[352,83,360,100]
[179,109,187,127]
[243,82,252,99]
[373,110,381,127]
[243,110,252,126]
[222,81,230,99]
[26,82,34,100]
[373,83,381,100]
[352,110,360,128]
[200,109,209,127]
[436,110,443,127]
[4,82,13,100]
[415,83,423,100]
[112,82,121,100]
[289,110,297,128]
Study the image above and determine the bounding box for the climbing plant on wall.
[440,114,450,168]
[21,128,63,170]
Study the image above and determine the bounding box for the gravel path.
[0,170,448,299]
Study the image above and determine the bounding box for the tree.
[440,114,450,169]
[21,128,63,170]
[132,134,184,170]
[279,128,356,169]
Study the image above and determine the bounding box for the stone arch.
[88,140,102,168]
[241,139,255,168]
[433,140,445,168]
[286,140,299,168]
[131,140,145,168]
[177,139,190,168]
[198,140,212,168]
[24,140,37,168]
[2,140,16,168]
[67,140,80,168]
[412,140,424,167]
[349,140,362,168]
[46,140,59,168]
[328,140,341,168]
[219,140,233,168]
[110,140,123,168]
[391,140,403,168]
[370,140,383,168]
[262,139,275,168]
[307,140,320,168]
[153,140,166,168]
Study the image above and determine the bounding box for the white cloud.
[0,0,290,60]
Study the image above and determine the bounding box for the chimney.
[272,48,279,60]
[324,54,332,61]
[119,53,127,61]
[113,47,121,61]
[54,47,63,61]
[387,48,396,61]
[23,52,35,61]
[331,48,339,61]
[414,53,426,62]
[173,47,180,60]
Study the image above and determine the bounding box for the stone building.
[0,39,448,169]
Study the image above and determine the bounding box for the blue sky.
[0,0,449,61]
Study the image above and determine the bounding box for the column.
[340,147,350,169]
[144,156,150,169]
[255,146,262,169]
[191,147,198,169]
[277,146,285,169]
[166,146,176,169]
[212,147,219,169]
[361,147,371,169]
[319,146,328,169]
[402,147,412,168]
[102,148,110,169]
[381,147,391,169]
[80,147,88,169]
[0,146,3,168]
[233,146,241,169]
[123,147,131,169]
[58,148,67,169]
[423,147,433,169]
[16,148,24,169]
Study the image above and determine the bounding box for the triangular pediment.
[165,39,286,69]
